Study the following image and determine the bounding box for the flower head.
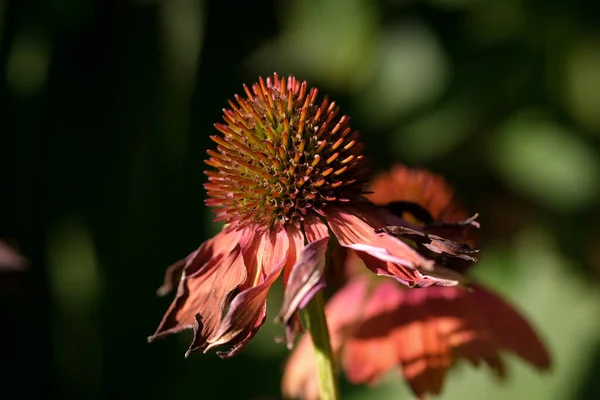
[149,76,467,358]
[283,166,551,399]
[204,74,369,228]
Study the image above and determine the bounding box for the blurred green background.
[2,0,600,399]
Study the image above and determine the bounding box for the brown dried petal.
[377,225,479,264]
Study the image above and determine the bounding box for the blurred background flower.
[2,0,600,399]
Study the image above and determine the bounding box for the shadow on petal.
[343,284,550,398]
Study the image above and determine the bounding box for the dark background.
[2,0,600,399]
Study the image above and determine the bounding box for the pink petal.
[149,243,247,343]
[342,280,406,385]
[283,225,305,287]
[156,249,197,297]
[357,251,462,288]
[204,228,290,355]
[324,205,434,270]
[303,212,330,242]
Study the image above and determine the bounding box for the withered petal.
[216,312,267,359]
[357,251,464,288]
[156,250,196,297]
[377,224,479,263]
[277,237,329,348]
[325,205,434,271]
[148,245,247,343]
[204,229,290,353]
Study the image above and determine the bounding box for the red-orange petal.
[342,280,406,385]
[204,228,290,356]
[324,205,433,269]
[304,212,330,242]
[148,228,251,342]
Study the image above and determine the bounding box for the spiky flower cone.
[204,74,369,228]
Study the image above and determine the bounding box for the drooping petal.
[204,228,290,356]
[148,227,253,341]
[149,245,247,345]
[325,205,434,270]
[154,225,253,297]
[156,250,196,297]
[341,283,550,399]
[278,237,329,346]
[357,251,465,288]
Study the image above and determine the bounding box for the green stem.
[302,291,340,400]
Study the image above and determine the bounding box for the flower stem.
[302,291,340,400]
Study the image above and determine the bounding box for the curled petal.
[357,251,465,288]
[278,237,329,347]
[156,251,196,297]
[204,229,290,355]
[325,205,434,270]
[149,245,247,344]
[377,225,479,263]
